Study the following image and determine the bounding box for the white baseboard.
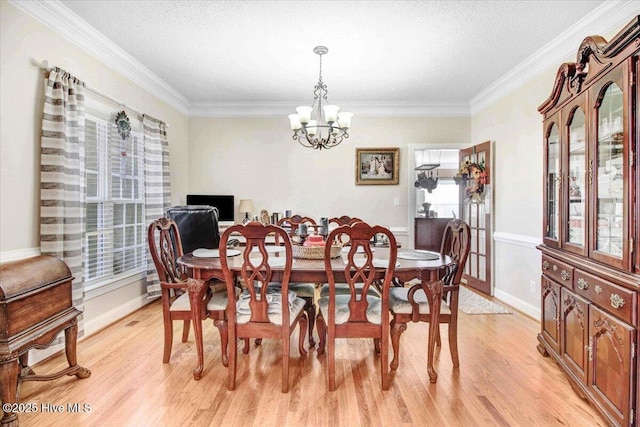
[494,288,540,320]
[29,294,155,366]
[83,294,154,336]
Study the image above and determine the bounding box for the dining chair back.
[147,217,229,367]
[316,221,397,391]
[389,218,470,372]
[219,221,308,392]
[328,215,362,226]
[275,214,319,346]
[166,205,220,254]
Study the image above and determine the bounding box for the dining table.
[177,247,454,383]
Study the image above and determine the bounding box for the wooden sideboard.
[537,17,639,427]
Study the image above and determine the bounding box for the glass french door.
[459,141,491,295]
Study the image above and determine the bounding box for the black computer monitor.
[186,195,235,222]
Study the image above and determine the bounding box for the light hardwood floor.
[18,298,605,427]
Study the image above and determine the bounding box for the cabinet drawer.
[574,270,637,325]
[541,254,573,287]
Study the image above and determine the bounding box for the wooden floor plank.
[15,299,606,426]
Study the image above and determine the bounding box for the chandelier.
[288,46,353,150]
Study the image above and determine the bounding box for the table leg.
[422,275,443,383]
[187,277,207,380]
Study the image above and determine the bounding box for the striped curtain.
[143,115,172,298]
[40,68,87,336]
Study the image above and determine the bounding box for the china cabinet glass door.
[544,120,561,246]
[592,68,627,269]
[565,104,587,255]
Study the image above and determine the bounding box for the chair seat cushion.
[171,287,238,312]
[169,292,191,312]
[269,282,316,298]
[319,283,380,297]
[236,288,306,325]
[318,294,382,325]
[389,287,451,315]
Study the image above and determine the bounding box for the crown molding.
[470,0,640,115]
[11,0,638,119]
[188,101,471,118]
[10,0,190,115]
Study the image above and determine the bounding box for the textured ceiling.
[57,0,609,110]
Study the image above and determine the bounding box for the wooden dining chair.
[328,215,362,226]
[276,214,318,346]
[388,218,471,371]
[147,218,229,366]
[220,221,308,393]
[316,222,397,391]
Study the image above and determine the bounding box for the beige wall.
[0,2,189,339]
[470,66,556,317]
[0,2,189,255]
[188,116,470,230]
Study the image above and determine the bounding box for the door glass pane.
[478,229,486,256]
[567,107,586,246]
[478,255,486,281]
[596,83,623,258]
[546,123,560,240]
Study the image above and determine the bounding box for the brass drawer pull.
[610,293,625,309]
[577,278,588,290]
[542,261,550,270]
[561,270,570,281]
[553,265,558,272]
[594,285,602,294]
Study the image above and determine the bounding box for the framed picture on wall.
[355,147,399,185]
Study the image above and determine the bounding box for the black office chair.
[166,205,220,254]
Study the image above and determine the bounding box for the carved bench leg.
[0,358,20,427]
[65,322,91,379]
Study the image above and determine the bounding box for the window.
[84,115,146,286]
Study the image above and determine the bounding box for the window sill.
[84,269,146,301]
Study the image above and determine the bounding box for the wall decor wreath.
[454,160,488,203]
[115,110,131,140]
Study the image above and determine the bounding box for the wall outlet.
[393,197,400,206]
[530,280,537,293]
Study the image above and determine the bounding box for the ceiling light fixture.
[288,46,353,150]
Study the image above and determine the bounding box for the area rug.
[458,286,511,315]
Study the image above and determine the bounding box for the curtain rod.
[37,60,169,128]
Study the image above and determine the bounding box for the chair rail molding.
[0,248,41,264]
[493,231,541,250]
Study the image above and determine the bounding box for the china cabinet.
[537,17,639,427]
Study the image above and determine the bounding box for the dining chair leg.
[162,315,173,364]
[306,299,316,347]
[282,333,290,393]
[390,318,407,371]
[228,328,237,391]
[328,333,336,391]
[243,338,250,354]
[298,315,308,356]
[316,313,326,356]
[381,333,390,391]
[449,318,459,368]
[214,319,229,367]
[181,319,190,342]
[435,326,442,347]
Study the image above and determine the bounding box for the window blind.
[84,115,146,284]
